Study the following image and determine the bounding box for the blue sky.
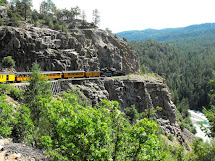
[31,0,215,33]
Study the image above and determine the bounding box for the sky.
[31,0,215,33]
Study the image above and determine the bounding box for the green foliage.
[54,20,62,31]
[0,84,23,101]
[23,62,51,126]
[117,23,215,43]
[176,99,196,133]
[192,138,215,161]
[35,96,164,160]
[0,95,15,137]
[129,39,213,111]
[12,104,34,143]
[159,136,187,161]
[2,56,16,68]
[92,9,100,26]
[126,118,163,160]
[202,106,215,137]
[141,106,162,119]
[202,71,215,137]
[31,10,38,21]
[124,105,139,124]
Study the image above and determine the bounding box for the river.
[188,110,210,142]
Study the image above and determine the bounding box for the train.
[0,70,101,83]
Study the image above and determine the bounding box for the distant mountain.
[116,23,215,43]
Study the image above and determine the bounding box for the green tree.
[40,0,56,15]
[21,0,32,20]
[202,71,215,137]
[81,10,87,26]
[23,62,51,126]
[70,6,81,20]
[92,9,100,26]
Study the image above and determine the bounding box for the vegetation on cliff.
[0,63,182,160]
[0,0,100,31]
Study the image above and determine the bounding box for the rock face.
[0,26,139,74]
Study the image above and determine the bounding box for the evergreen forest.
[123,23,215,111]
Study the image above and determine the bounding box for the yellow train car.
[62,71,85,78]
[85,71,100,77]
[15,72,31,82]
[42,71,62,80]
[0,73,15,83]
[8,74,15,82]
[0,73,7,83]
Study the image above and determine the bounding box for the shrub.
[12,105,34,143]
[0,95,15,137]
[2,56,15,68]
[124,105,139,124]
[0,84,23,101]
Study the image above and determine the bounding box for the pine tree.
[23,62,51,126]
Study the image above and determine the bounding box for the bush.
[2,56,15,68]
[12,105,34,143]
[124,105,139,124]
[0,95,15,137]
[38,97,164,160]
[0,84,23,101]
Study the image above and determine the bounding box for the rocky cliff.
[0,26,139,74]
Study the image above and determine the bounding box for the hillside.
[117,23,215,51]
[129,39,213,111]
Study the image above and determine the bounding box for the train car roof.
[42,71,61,74]
[0,72,15,75]
[16,72,32,74]
[62,70,85,73]
[85,71,100,73]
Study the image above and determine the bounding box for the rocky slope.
[0,26,139,74]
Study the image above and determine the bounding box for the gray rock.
[0,26,140,73]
